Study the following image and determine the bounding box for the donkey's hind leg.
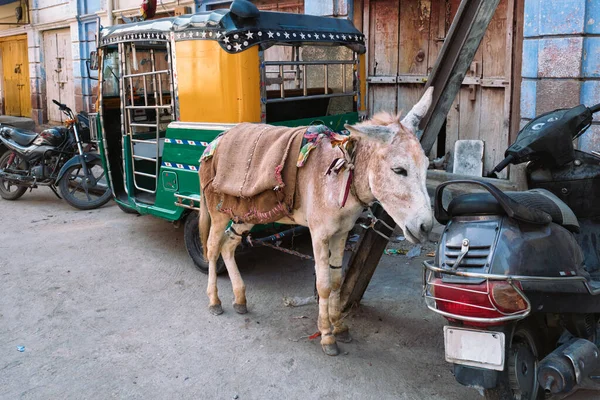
[221,223,254,314]
[206,213,230,315]
[328,232,352,343]
[311,233,339,356]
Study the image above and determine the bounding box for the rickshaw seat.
[266,88,332,123]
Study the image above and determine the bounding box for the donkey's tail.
[199,191,211,261]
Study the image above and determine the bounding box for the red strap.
[341,170,353,208]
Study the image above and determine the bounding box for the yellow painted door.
[1,38,30,117]
[16,39,31,117]
[2,41,19,116]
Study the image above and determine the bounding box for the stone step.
[0,116,36,132]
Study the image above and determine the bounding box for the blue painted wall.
[76,0,100,112]
[521,0,600,151]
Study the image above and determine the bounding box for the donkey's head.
[345,87,434,244]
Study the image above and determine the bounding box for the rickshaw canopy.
[99,8,366,55]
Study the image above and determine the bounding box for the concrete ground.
[0,188,596,399]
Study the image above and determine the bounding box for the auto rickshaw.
[89,0,366,272]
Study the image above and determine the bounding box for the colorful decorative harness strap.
[325,138,356,208]
[297,125,356,208]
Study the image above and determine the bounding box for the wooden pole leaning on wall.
[339,0,501,312]
[340,203,395,311]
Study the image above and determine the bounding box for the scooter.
[423,102,600,399]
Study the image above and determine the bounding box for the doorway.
[0,35,31,117]
[43,29,75,123]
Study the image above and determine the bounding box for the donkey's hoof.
[209,304,224,315]
[322,343,340,356]
[233,303,248,314]
[335,330,353,343]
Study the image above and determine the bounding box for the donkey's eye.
[392,167,408,176]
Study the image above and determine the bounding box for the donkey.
[199,88,434,356]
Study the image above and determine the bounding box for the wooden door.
[204,0,303,12]
[44,29,75,123]
[365,0,515,176]
[0,37,31,117]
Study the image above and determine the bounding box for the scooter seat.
[0,125,38,147]
[448,188,580,232]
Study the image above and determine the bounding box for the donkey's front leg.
[311,234,339,356]
[328,232,352,343]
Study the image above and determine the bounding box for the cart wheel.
[184,212,226,275]
[484,324,545,400]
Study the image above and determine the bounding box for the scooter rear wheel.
[0,150,27,201]
[484,325,544,400]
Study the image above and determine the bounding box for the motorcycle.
[423,102,600,399]
[0,100,112,210]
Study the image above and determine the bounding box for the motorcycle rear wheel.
[0,150,27,201]
[59,158,112,210]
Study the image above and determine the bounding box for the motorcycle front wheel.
[0,150,28,200]
[59,158,112,210]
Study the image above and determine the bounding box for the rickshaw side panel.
[152,124,224,217]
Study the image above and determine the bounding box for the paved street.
[0,188,595,399]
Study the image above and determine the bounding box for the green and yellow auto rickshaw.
[90,1,366,272]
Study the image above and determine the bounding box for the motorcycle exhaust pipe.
[0,169,33,185]
[538,338,599,395]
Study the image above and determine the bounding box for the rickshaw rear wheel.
[115,200,140,215]
[184,211,226,275]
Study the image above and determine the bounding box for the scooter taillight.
[430,278,527,327]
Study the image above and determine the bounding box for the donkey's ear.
[401,86,434,135]
[344,123,395,143]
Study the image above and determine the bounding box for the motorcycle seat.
[448,188,580,232]
[0,125,38,147]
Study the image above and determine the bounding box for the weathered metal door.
[0,36,31,117]
[364,0,515,175]
[44,29,75,123]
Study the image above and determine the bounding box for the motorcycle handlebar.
[589,103,600,113]
[490,154,514,175]
[52,99,69,111]
[52,99,73,117]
